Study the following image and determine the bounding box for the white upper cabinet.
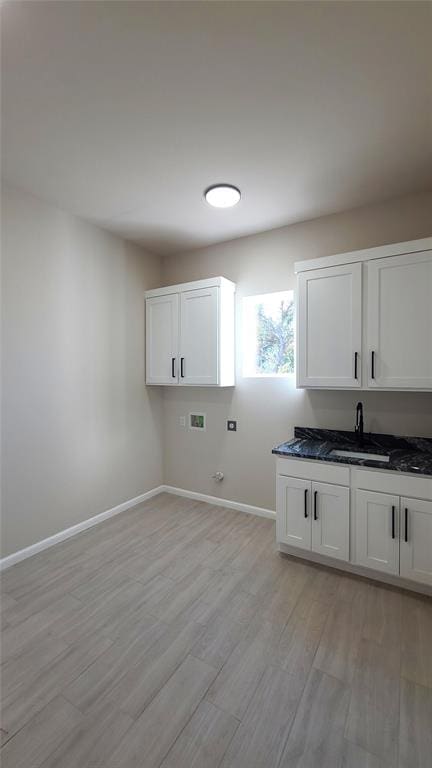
[179,287,218,385]
[367,250,432,389]
[145,277,235,387]
[297,263,362,388]
[296,237,432,391]
[145,293,179,385]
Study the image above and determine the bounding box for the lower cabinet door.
[311,482,350,561]
[355,490,399,574]
[400,497,432,586]
[276,476,311,551]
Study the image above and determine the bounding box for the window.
[242,290,295,377]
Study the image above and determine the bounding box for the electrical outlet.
[179,416,186,427]
[227,420,237,432]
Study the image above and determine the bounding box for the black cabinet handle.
[171,357,176,378]
[405,507,408,543]
[391,505,395,539]
[180,358,185,378]
[313,490,318,521]
[371,351,375,380]
[304,488,308,518]
[354,352,358,380]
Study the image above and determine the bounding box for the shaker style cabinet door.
[367,250,432,389]
[311,482,350,561]
[276,476,311,551]
[179,287,218,385]
[146,293,179,385]
[355,490,399,574]
[297,263,362,388]
[400,497,432,586]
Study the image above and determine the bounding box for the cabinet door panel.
[355,490,399,574]
[367,250,432,389]
[146,294,179,385]
[276,476,311,551]
[400,497,432,586]
[311,482,349,561]
[180,287,218,385]
[297,263,362,388]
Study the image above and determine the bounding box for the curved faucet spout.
[355,402,364,446]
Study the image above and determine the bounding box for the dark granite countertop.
[272,427,432,477]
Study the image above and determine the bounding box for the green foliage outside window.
[256,298,295,374]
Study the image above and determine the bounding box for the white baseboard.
[0,486,165,571]
[160,484,276,521]
[0,484,274,571]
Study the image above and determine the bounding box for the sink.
[331,449,390,463]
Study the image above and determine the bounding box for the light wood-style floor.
[1,493,431,768]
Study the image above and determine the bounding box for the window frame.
[241,289,296,379]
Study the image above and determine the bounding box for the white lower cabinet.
[355,490,432,585]
[276,476,311,552]
[355,490,399,574]
[311,482,350,561]
[276,475,349,561]
[276,458,432,592]
[400,497,432,586]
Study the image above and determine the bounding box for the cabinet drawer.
[351,468,432,500]
[276,458,349,486]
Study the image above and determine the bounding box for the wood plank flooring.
[1,492,431,768]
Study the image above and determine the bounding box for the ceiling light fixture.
[204,184,241,208]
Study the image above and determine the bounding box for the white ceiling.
[2,1,432,255]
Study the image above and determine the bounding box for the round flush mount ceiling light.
[204,184,241,208]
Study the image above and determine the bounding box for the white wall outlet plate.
[179,416,186,427]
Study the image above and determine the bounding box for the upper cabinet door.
[297,263,362,388]
[400,497,432,586]
[146,293,179,385]
[179,287,219,385]
[367,250,432,389]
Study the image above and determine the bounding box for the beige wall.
[161,192,432,512]
[2,187,432,555]
[1,184,163,556]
